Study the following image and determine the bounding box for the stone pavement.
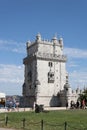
[0,107,66,113]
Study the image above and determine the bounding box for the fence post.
[5,114,8,126]
[64,122,67,130]
[41,120,43,130]
[22,118,26,129]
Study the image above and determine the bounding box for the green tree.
[79,89,87,106]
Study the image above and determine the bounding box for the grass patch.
[0,109,87,130]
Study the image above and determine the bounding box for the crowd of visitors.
[70,100,86,109]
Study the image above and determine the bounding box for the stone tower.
[22,33,68,107]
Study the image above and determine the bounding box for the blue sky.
[0,0,87,95]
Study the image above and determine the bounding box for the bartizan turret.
[36,33,41,42]
[59,37,63,50]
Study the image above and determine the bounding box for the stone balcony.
[36,52,67,62]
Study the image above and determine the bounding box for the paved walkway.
[0,107,66,113]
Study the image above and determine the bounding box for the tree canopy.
[79,89,87,105]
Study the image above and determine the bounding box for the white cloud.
[64,47,87,89]
[69,70,87,89]
[0,64,24,95]
[0,39,26,53]
[64,47,87,59]
[66,61,79,67]
[0,64,24,84]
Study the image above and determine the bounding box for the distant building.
[22,34,81,108]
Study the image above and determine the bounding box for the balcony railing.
[23,52,67,64]
[36,52,67,62]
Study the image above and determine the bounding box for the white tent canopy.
[0,92,5,98]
